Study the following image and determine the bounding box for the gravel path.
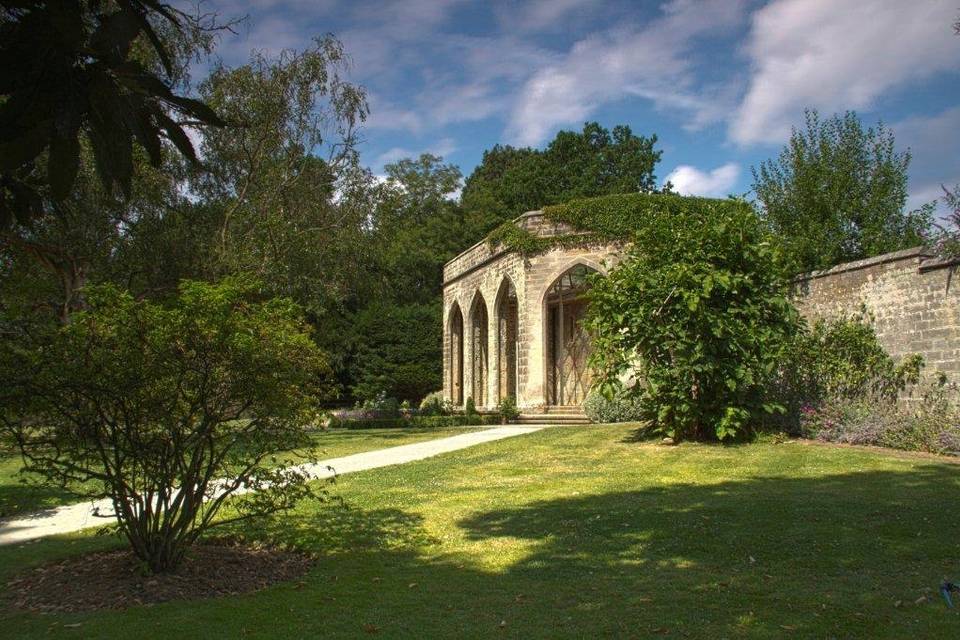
[0,426,545,545]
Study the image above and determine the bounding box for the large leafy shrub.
[0,279,331,573]
[587,196,798,441]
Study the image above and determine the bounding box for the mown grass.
[0,426,481,518]
[2,424,960,639]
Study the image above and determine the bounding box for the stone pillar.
[487,300,499,410]
[520,276,546,411]
[442,304,450,403]
[462,299,474,410]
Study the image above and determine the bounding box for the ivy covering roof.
[485,192,751,256]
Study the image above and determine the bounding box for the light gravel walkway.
[0,425,545,546]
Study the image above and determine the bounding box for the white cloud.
[665,162,740,197]
[495,0,595,33]
[363,95,424,134]
[731,0,959,145]
[506,0,748,146]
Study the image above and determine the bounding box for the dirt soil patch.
[3,541,313,612]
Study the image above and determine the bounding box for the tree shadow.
[451,464,960,637]
[217,503,438,555]
[0,473,77,519]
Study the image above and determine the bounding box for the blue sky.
[204,0,960,209]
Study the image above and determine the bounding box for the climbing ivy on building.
[485,192,751,256]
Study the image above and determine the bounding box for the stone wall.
[793,247,960,378]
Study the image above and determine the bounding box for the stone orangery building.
[442,211,620,420]
[442,210,960,420]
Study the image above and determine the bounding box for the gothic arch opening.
[469,293,489,406]
[545,263,598,406]
[448,303,464,406]
[496,278,519,402]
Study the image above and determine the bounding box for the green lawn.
[0,426,481,518]
[2,424,960,638]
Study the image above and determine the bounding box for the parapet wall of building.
[442,211,584,285]
[793,247,960,378]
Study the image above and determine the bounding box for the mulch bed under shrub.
[4,541,313,613]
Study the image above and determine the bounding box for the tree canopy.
[0,0,226,227]
[461,122,664,235]
[752,110,930,273]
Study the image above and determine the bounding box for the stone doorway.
[545,264,596,406]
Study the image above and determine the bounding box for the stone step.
[543,406,586,414]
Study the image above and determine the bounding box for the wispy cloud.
[731,0,958,145]
[374,137,458,168]
[505,0,749,146]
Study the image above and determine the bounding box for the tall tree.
[344,154,464,402]
[461,122,663,234]
[752,110,930,273]
[368,154,464,303]
[194,37,369,313]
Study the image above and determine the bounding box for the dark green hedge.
[327,414,500,430]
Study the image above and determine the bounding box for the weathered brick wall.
[793,247,960,379]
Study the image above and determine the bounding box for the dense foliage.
[347,300,443,403]
[583,385,645,424]
[0,0,225,227]
[752,110,930,273]
[586,194,798,440]
[0,279,331,572]
[462,122,664,235]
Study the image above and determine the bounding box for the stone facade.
[443,212,960,411]
[793,247,960,379]
[442,212,620,411]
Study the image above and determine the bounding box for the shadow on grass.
[0,472,77,519]
[219,503,439,554]
[215,464,960,637]
[4,465,960,638]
